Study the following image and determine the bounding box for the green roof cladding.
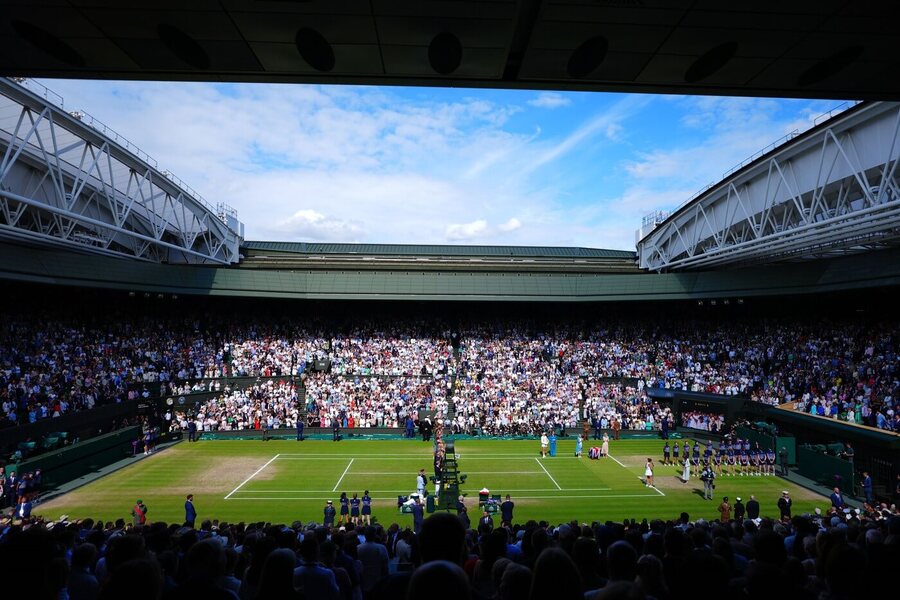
[242,241,635,259]
[1,241,900,302]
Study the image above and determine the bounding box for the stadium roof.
[2,1,899,100]
[3,240,900,302]
[243,241,634,259]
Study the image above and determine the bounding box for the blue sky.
[39,79,845,250]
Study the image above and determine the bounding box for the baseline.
[230,487,613,494]
[226,492,660,501]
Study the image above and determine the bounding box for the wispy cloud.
[519,94,650,176]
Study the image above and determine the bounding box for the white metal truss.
[0,78,242,264]
[637,101,900,271]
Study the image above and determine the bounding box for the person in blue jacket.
[324,500,336,527]
[184,494,197,528]
[412,497,424,535]
[361,490,372,525]
[339,492,350,525]
[862,471,873,504]
[350,493,361,525]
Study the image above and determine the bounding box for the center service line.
[535,458,562,490]
[225,454,281,500]
[333,458,355,492]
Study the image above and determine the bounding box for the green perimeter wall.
[797,446,855,491]
[3,427,139,492]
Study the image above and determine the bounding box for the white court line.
[607,454,666,496]
[276,456,552,461]
[230,487,613,494]
[275,454,587,458]
[226,493,659,501]
[224,454,280,500]
[535,458,562,490]
[607,454,628,469]
[332,458,354,492]
[353,471,546,475]
[275,457,363,460]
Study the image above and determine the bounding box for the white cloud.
[498,217,522,232]
[528,92,571,109]
[445,220,488,241]
[273,209,364,242]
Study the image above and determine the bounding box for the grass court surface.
[39,438,826,526]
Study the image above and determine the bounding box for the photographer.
[701,461,716,500]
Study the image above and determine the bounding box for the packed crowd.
[3,313,898,432]
[581,383,669,432]
[792,393,899,432]
[451,335,581,435]
[180,375,450,432]
[180,381,301,432]
[304,374,449,429]
[2,496,898,600]
[680,411,727,433]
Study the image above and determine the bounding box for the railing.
[641,210,670,228]
[6,77,239,233]
[721,129,801,179]
[655,100,866,222]
[814,101,861,126]
[10,77,64,109]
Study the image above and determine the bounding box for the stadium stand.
[3,310,897,435]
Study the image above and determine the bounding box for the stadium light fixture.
[567,35,608,78]
[684,42,737,83]
[428,32,463,75]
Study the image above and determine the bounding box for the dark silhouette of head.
[419,513,466,565]
[407,560,471,600]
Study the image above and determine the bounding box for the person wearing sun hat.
[734,496,745,521]
[324,499,336,528]
[778,490,792,520]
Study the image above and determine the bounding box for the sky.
[38,79,847,250]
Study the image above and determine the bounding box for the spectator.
[356,526,389,594]
[292,536,340,600]
[530,547,582,600]
[68,543,99,600]
[254,548,301,600]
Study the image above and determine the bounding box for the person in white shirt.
[416,469,427,497]
[540,433,549,457]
